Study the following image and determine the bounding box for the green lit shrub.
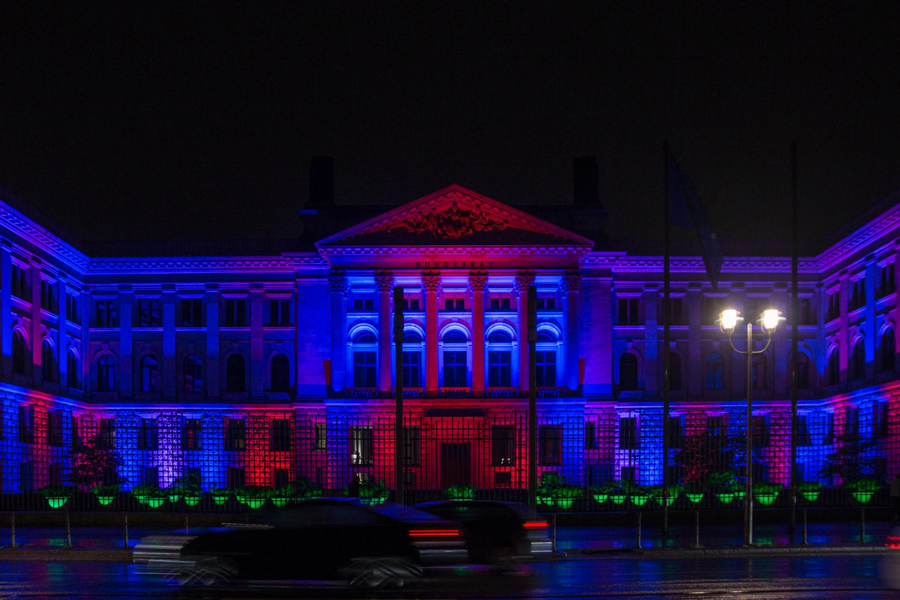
[444,484,476,501]
[235,486,273,509]
[39,485,74,509]
[845,478,882,504]
[797,481,823,502]
[359,479,390,505]
[752,482,783,506]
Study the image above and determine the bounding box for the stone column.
[839,274,849,385]
[865,256,877,380]
[118,286,133,398]
[329,272,349,393]
[30,258,42,386]
[773,283,789,397]
[162,287,176,400]
[205,285,220,399]
[642,283,658,396]
[250,286,265,399]
[469,272,487,396]
[0,241,11,379]
[581,276,613,398]
[561,272,581,392]
[375,272,394,395]
[56,274,68,388]
[514,272,535,394]
[423,272,441,396]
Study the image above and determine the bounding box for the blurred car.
[133,498,467,587]
[415,500,552,564]
[880,527,900,589]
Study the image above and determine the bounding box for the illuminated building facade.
[0,179,898,503]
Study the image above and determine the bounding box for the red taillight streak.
[523,521,548,529]
[409,529,460,537]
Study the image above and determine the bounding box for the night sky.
[2,2,900,252]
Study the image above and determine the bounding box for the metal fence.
[0,398,895,513]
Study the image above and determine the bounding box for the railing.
[344,388,377,399]
[399,388,424,399]
[439,387,471,398]
[487,387,518,398]
[537,386,564,398]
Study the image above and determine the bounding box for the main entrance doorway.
[440,443,471,488]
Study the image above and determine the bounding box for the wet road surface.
[0,554,895,599]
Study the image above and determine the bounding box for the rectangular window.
[796,416,812,447]
[142,466,159,488]
[798,297,812,325]
[71,419,81,451]
[535,351,557,387]
[98,418,116,450]
[40,279,57,313]
[703,296,726,325]
[707,416,727,446]
[669,297,684,325]
[48,410,64,447]
[94,300,119,327]
[488,350,512,387]
[443,298,465,311]
[402,351,421,387]
[352,298,374,312]
[227,467,245,489]
[11,264,29,300]
[825,412,835,445]
[667,416,683,449]
[270,418,292,451]
[877,263,896,298]
[223,298,247,326]
[180,299,203,327]
[536,297,556,311]
[403,297,420,311]
[315,423,326,450]
[442,351,467,387]
[492,425,516,465]
[66,293,81,325]
[538,425,562,465]
[751,415,770,447]
[138,418,158,451]
[874,402,890,439]
[617,297,640,325]
[850,277,866,311]
[827,291,840,322]
[403,426,420,466]
[619,417,638,450]
[350,426,374,465]
[845,406,860,438]
[183,418,202,451]
[18,406,34,444]
[225,417,246,451]
[489,297,511,311]
[353,351,377,388]
[584,421,596,450]
[135,299,161,327]
[269,298,291,326]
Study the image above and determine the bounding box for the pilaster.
[469,272,487,396]
[423,272,441,396]
[162,286,176,400]
[514,271,535,394]
[561,272,581,392]
[250,286,265,399]
[118,286,134,398]
[375,271,394,395]
[205,285,220,398]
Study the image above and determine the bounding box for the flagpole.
[790,143,799,533]
[662,140,671,536]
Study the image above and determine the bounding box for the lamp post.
[718,307,782,546]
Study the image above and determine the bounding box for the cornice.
[814,202,900,272]
[0,204,89,273]
[87,253,327,275]
[318,245,591,258]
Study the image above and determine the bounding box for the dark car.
[415,500,552,564]
[134,498,466,587]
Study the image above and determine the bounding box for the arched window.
[851,339,866,380]
[442,329,468,387]
[705,353,724,390]
[401,330,422,388]
[41,340,55,382]
[183,354,203,392]
[352,329,377,388]
[139,355,159,393]
[619,353,639,391]
[535,329,558,387]
[12,330,26,375]
[487,330,512,387]
[752,356,767,390]
[97,354,116,392]
[669,353,682,391]
[797,352,810,389]
[881,328,896,372]
[270,353,290,392]
[226,354,246,393]
[827,348,840,386]
[67,348,80,389]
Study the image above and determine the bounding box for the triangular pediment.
[316,185,593,248]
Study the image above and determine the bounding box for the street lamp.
[718,307,783,546]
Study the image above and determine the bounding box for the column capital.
[559,272,582,293]
[513,271,535,294]
[374,271,394,292]
[328,271,350,294]
[422,271,442,293]
[468,271,488,293]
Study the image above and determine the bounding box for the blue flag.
[668,154,724,286]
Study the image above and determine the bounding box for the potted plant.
[797,481,823,502]
[684,485,705,503]
[608,481,631,505]
[211,487,231,505]
[649,484,682,506]
[846,478,882,504]
[132,485,167,508]
[629,483,651,507]
[271,483,293,508]
[293,477,323,503]
[709,471,739,504]
[536,473,564,507]
[359,478,390,505]
[752,481,782,506]
[172,473,202,507]
[552,484,581,510]
[92,483,119,506]
[589,484,611,504]
[235,486,273,509]
[39,485,74,509]
[444,483,476,501]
